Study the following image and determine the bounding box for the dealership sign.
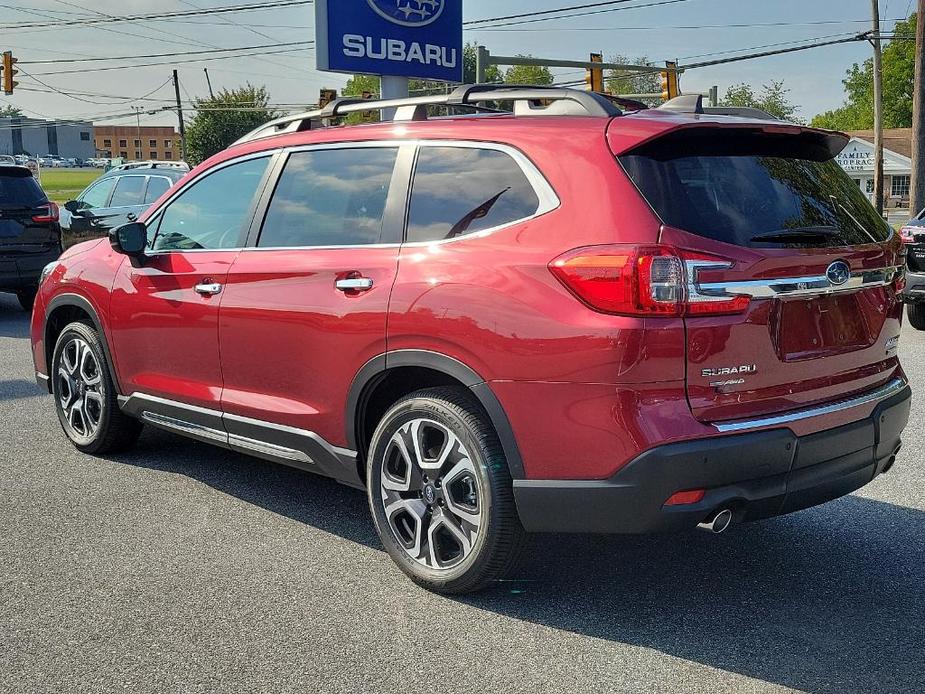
[315,0,463,82]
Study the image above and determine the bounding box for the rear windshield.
[0,170,46,206]
[620,130,892,247]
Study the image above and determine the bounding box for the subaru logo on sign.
[826,261,851,286]
[367,0,444,27]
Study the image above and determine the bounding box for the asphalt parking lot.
[1,291,923,694]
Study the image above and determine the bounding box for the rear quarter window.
[620,129,892,247]
[407,146,540,243]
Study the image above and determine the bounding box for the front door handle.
[335,277,374,292]
[194,282,222,296]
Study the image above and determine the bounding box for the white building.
[839,129,913,211]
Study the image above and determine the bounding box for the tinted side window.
[406,147,540,243]
[79,178,116,209]
[144,176,171,204]
[153,156,269,252]
[109,176,146,207]
[258,147,398,248]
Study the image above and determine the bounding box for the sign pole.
[380,75,409,121]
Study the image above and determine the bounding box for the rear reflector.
[664,489,706,506]
[32,202,59,224]
[549,244,749,317]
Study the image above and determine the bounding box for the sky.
[0,0,915,129]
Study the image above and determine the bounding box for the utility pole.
[911,0,925,215]
[871,0,885,216]
[172,69,186,162]
[203,68,214,99]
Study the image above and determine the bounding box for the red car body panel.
[218,247,399,443]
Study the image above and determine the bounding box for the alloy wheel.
[56,336,104,442]
[379,418,483,570]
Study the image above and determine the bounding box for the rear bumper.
[513,383,911,534]
[0,247,60,290]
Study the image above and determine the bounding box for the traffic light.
[660,61,679,101]
[585,53,604,93]
[319,88,338,108]
[2,51,18,95]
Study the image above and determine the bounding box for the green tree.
[185,84,278,164]
[605,55,661,105]
[721,80,802,122]
[464,42,501,83]
[503,60,554,86]
[811,13,917,129]
[0,104,22,118]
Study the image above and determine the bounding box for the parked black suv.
[62,164,186,247]
[900,209,925,328]
[0,165,61,311]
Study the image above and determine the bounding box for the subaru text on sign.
[315,0,463,82]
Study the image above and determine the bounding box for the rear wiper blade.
[749,226,842,243]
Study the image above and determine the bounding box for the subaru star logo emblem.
[826,260,851,287]
[367,0,444,27]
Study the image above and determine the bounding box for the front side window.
[258,147,398,248]
[153,156,269,252]
[109,176,146,207]
[406,146,540,243]
[79,177,116,208]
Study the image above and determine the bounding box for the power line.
[477,18,909,32]
[25,41,312,65]
[0,0,312,30]
[28,47,314,77]
[682,33,870,70]
[464,0,696,29]
[465,0,651,25]
[680,31,860,61]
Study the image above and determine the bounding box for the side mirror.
[64,200,83,214]
[109,222,147,266]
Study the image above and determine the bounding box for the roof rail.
[234,83,622,145]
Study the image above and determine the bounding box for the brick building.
[93,125,182,161]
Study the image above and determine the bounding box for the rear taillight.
[549,244,749,317]
[32,202,59,224]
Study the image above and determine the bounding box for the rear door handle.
[194,282,222,296]
[335,277,374,292]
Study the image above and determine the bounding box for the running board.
[119,393,362,488]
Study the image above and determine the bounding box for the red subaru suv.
[30,87,910,593]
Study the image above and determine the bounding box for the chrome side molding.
[694,265,902,302]
[713,377,908,433]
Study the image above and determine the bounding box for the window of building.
[164,140,172,149]
[119,151,128,159]
[133,139,141,147]
[149,139,157,148]
[80,131,90,141]
[406,147,541,243]
[134,150,142,160]
[153,156,270,251]
[103,139,112,148]
[109,175,146,207]
[149,152,157,160]
[892,175,911,198]
[119,139,127,148]
[163,151,173,160]
[258,147,398,248]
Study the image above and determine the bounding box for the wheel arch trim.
[44,292,122,395]
[346,349,525,479]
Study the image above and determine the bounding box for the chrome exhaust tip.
[697,508,733,534]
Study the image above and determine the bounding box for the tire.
[908,303,925,330]
[16,287,36,312]
[367,386,525,594]
[51,321,142,454]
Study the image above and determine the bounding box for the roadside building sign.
[25,158,39,182]
[315,0,463,82]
